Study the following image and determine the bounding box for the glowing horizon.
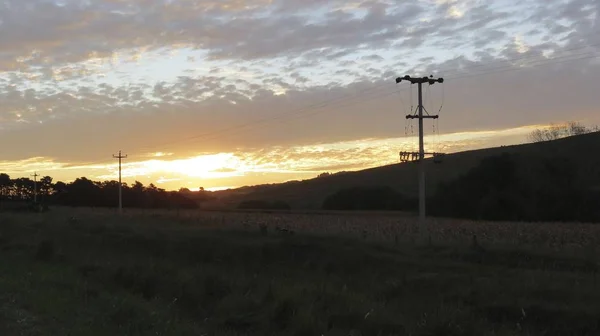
[0,123,557,191]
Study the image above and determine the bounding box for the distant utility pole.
[31,172,39,203]
[112,150,128,214]
[396,75,444,221]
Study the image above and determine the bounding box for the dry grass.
[1,207,599,335]
[64,206,600,252]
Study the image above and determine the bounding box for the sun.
[124,153,244,179]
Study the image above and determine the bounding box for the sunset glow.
[0,124,552,191]
[0,0,598,190]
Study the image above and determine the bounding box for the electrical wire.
[66,43,600,169]
[425,29,600,76]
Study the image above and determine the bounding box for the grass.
[1,208,600,335]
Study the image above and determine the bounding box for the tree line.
[429,153,600,222]
[0,173,214,211]
[528,121,598,143]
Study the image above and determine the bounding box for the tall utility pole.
[396,75,444,221]
[112,150,128,214]
[31,172,39,203]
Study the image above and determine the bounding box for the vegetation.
[527,121,598,143]
[0,174,213,211]
[318,152,599,222]
[2,125,598,335]
[430,152,600,222]
[317,171,350,178]
[430,153,525,221]
[5,130,600,223]
[2,209,600,335]
[322,186,416,211]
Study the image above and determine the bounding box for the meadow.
[1,207,599,335]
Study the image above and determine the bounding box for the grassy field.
[1,208,600,335]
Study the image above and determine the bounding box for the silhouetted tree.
[0,173,204,211]
[0,173,10,198]
[53,181,68,198]
[13,178,34,201]
[528,121,596,143]
[430,152,599,222]
[0,173,11,209]
[39,176,53,201]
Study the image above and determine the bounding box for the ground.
[0,208,599,335]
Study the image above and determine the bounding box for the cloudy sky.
[0,0,598,190]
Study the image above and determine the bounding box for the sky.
[0,0,599,191]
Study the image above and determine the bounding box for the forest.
[0,174,210,210]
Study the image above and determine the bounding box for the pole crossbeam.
[112,150,127,214]
[396,75,444,221]
[406,115,438,119]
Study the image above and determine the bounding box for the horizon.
[1,0,599,191]
[0,122,587,192]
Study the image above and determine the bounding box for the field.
[1,208,600,335]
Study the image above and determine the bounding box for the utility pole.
[31,172,38,203]
[396,75,444,221]
[112,150,127,214]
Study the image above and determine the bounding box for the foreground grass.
[1,211,599,335]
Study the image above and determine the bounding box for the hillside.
[209,131,600,210]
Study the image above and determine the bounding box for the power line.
[165,51,600,148]
[140,82,394,153]
[31,172,38,203]
[396,75,444,222]
[147,48,600,152]
[112,150,127,214]
[426,29,600,76]
[74,45,600,170]
[127,39,600,153]
[448,51,600,82]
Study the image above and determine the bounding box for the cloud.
[0,0,598,185]
[0,157,65,174]
[1,0,587,73]
[1,0,414,67]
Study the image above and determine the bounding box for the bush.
[429,152,600,222]
[322,186,416,211]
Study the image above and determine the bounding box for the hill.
[208,131,600,210]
